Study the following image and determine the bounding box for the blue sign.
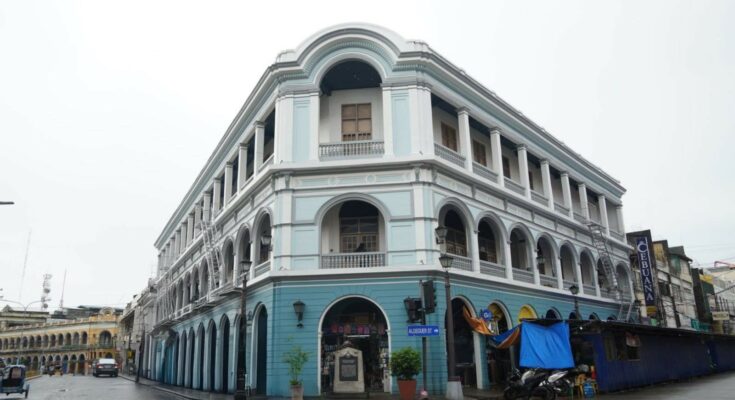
[635,236,657,308]
[407,325,440,337]
[481,309,492,321]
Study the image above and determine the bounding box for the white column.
[224,162,233,205]
[616,205,626,234]
[490,129,504,187]
[579,183,589,220]
[517,145,531,198]
[238,144,249,188]
[458,108,472,169]
[555,256,564,289]
[309,91,321,161]
[561,172,573,218]
[203,192,212,223]
[598,195,610,235]
[187,214,194,246]
[593,261,601,297]
[213,178,222,214]
[574,261,583,288]
[174,230,181,257]
[470,230,481,273]
[540,159,554,209]
[194,204,202,237]
[180,223,188,254]
[381,86,394,157]
[254,121,264,172]
[504,240,513,279]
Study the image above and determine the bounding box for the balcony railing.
[321,252,385,269]
[504,178,525,195]
[573,212,586,223]
[610,230,625,241]
[434,143,465,168]
[260,155,274,170]
[448,254,472,271]
[512,268,535,283]
[539,274,558,288]
[479,260,505,277]
[582,283,596,295]
[320,140,384,159]
[254,260,271,277]
[554,202,570,215]
[562,279,577,290]
[531,190,548,206]
[472,162,499,183]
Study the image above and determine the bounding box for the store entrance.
[446,298,477,388]
[321,297,389,394]
[486,303,512,386]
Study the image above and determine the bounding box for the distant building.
[0,306,48,330]
[117,284,156,375]
[0,308,120,374]
[693,268,735,334]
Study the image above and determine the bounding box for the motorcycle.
[538,364,590,399]
[503,368,555,400]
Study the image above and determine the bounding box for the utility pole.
[18,231,31,302]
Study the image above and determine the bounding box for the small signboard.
[339,355,358,381]
[712,311,730,321]
[481,309,492,321]
[408,325,440,336]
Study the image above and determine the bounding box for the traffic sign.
[408,325,440,337]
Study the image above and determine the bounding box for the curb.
[119,374,201,400]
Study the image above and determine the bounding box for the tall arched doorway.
[78,354,86,375]
[208,321,217,391]
[255,307,268,395]
[320,297,389,394]
[486,302,512,386]
[221,316,231,393]
[197,324,205,390]
[446,298,479,389]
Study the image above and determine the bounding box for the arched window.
[338,201,380,253]
[256,214,272,264]
[509,228,530,270]
[477,220,499,263]
[560,244,577,283]
[444,210,467,257]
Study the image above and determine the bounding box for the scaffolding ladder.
[200,217,222,294]
[587,221,629,320]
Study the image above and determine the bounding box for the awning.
[462,306,494,335]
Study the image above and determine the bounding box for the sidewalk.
[119,373,504,400]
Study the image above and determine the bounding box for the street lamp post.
[235,259,252,400]
[569,284,581,318]
[435,226,462,400]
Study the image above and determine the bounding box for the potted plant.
[283,344,309,400]
[390,347,421,400]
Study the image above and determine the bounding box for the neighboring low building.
[0,308,120,374]
[694,269,735,335]
[116,283,156,376]
[0,306,49,330]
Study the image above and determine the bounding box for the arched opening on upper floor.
[99,331,113,348]
[438,205,472,271]
[536,235,557,287]
[580,250,596,295]
[320,199,386,269]
[318,60,385,158]
[191,267,200,301]
[616,263,632,301]
[477,216,504,272]
[201,260,211,294]
[509,226,533,282]
[545,308,562,320]
[253,212,273,277]
[560,243,578,286]
[235,227,251,281]
[222,240,234,286]
[73,332,80,345]
[597,258,616,298]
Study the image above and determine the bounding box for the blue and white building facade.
[146,24,634,397]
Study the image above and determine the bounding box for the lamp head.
[569,284,579,296]
[439,254,453,269]
[434,225,448,244]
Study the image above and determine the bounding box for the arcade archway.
[320,297,390,394]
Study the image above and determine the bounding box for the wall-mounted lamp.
[293,300,305,328]
[261,233,273,251]
[247,310,254,321]
[434,225,448,245]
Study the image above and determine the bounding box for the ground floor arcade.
[146,272,621,397]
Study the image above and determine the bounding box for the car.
[92,358,118,377]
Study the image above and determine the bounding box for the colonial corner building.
[145,24,634,397]
[0,308,119,374]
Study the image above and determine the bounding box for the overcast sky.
[1,0,733,309]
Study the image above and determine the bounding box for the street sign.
[481,309,491,321]
[407,325,440,337]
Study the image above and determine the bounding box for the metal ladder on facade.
[587,221,628,319]
[200,217,222,294]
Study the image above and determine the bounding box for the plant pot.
[397,379,417,400]
[290,384,304,400]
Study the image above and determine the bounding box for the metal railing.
[610,230,625,241]
[479,260,505,277]
[531,190,548,205]
[254,260,271,277]
[539,274,558,288]
[512,268,535,283]
[472,162,499,183]
[504,178,525,195]
[319,140,384,159]
[320,252,385,269]
[562,279,577,290]
[434,143,466,168]
[573,212,586,223]
[448,254,473,271]
[554,202,570,215]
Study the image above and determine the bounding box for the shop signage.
[712,311,730,321]
[407,325,440,336]
[481,309,492,321]
[339,355,359,381]
[635,235,657,308]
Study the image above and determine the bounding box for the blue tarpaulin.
[519,321,574,369]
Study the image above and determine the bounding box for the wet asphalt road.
[599,371,735,400]
[19,374,181,400]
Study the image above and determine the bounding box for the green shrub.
[282,345,309,386]
[389,347,421,380]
